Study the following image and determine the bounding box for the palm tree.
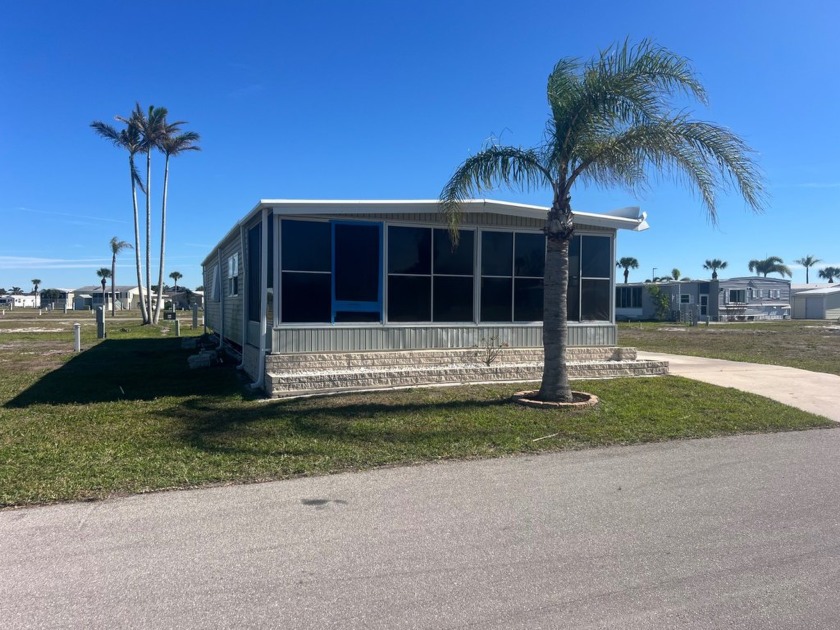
[169,271,183,292]
[91,114,150,324]
[441,40,764,402]
[616,257,639,284]
[109,237,133,317]
[10,287,23,295]
[703,259,728,280]
[96,267,112,307]
[795,255,822,284]
[128,104,168,323]
[671,268,681,281]
[818,267,840,283]
[152,124,200,324]
[748,256,791,278]
[31,279,41,308]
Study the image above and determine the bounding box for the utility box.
[163,312,177,321]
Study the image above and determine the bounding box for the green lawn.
[618,319,840,375]
[0,313,834,507]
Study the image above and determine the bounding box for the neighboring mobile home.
[202,199,657,396]
[72,285,145,311]
[616,276,791,322]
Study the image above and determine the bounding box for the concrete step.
[267,358,668,398]
[266,346,637,372]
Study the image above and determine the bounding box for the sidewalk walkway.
[637,351,840,422]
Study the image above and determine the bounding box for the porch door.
[332,222,382,322]
[700,294,708,317]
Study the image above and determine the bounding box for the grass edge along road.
[0,318,835,507]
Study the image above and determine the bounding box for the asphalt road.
[4,429,840,629]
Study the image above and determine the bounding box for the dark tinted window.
[281,220,330,271]
[481,232,513,276]
[581,279,610,320]
[388,276,431,322]
[480,277,512,322]
[581,235,611,278]
[514,278,543,321]
[281,272,330,322]
[388,226,430,275]
[434,229,474,275]
[514,233,545,277]
[433,277,473,321]
[247,224,261,321]
[567,272,580,321]
[334,223,380,302]
[335,311,381,323]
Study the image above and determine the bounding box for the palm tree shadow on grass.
[5,338,245,407]
[170,395,524,456]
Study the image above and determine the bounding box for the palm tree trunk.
[130,157,148,324]
[153,155,171,324]
[538,235,573,402]
[145,150,153,323]
[111,253,116,317]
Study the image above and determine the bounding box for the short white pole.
[74,323,81,352]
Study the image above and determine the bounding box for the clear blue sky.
[2,0,838,291]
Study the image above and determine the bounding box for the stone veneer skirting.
[264,347,668,398]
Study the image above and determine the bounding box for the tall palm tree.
[91,115,150,324]
[31,279,41,308]
[169,271,183,292]
[152,124,200,324]
[127,104,168,323]
[703,259,728,280]
[616,257,639,284]
[109,237,133,317]
[441,39,764,402]
[795,255,822,284]
[96,268,112,307]
[748,256,791,278]
[818,267,840,283]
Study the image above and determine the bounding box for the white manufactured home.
[792,286,840,320]
[202,199,664,396]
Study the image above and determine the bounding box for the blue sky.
[2,0,838,291]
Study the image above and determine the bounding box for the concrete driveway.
[3,429,840,629]
[637,351,840,422]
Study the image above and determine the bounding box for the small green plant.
[474,336,509,366]
[646,285,672,321]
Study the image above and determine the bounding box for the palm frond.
[440,146,551,239]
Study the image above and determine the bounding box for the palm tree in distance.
[818,267,840,283]
[109,237,133,317]
[616,257,640,284]
[96,268,112,307]
[169,271,183,292]
[748,256,792,278]
[703,259,728,280]
[152,125,200,324]
[795,255,822,284]
[31,279,41,308]
[441,39,764,402]
[129,104,168,323]
[671,268,681,281]
[10,287,23,295]
[91,115,150,324]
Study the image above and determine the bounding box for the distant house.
[617,276,791,321]
[72,285,146,311]
[39,288,75,310]
[0,294,39,308]
[791,285,840,320]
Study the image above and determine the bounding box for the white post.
[74,323,81,352]
[175,320,181,337]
